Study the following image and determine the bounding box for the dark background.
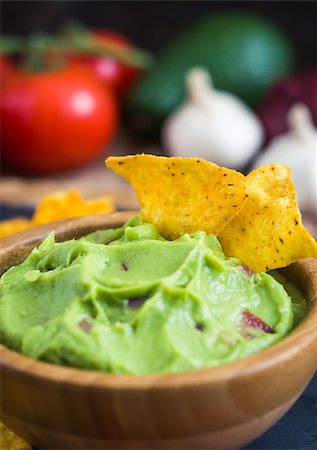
[1,1,317,68]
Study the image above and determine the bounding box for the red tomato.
[0,66,118,174]
[69,30,141,97]
[0,56,14,84]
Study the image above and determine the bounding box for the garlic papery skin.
[162,67,264,169]
[254,103,317,214]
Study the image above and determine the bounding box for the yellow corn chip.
[0,421,31,450]
[85,196,115,215]
[106,154,247,239]
[218,164,317,272]
[0,218,31,239]
[32,190,114,225]
[0,190,115,239]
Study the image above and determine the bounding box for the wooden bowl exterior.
[0,213,317,450]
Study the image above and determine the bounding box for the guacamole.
[0,216,307,374]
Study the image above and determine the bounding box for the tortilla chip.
[0,421,31,450]
[218,164,317,272]
[85,196,115,215]
[106,154,247,239]
[32,190,114,225]
[0,218,31,239]
[0,191,114,239]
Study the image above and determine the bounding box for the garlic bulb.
[162,67,264,169]
[254,103,317,214]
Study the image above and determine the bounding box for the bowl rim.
[1,212,317,390]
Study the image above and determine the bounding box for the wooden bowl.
[0,212,317,450]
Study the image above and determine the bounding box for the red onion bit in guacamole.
[242,311,275,335]
[79,319,93,333]
[120,262,128,271]
[237,264,255,276]
[195,323,205,332]
[128,296,147,308]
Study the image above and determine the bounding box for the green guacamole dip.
[0,216,307,374]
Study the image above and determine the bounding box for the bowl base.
[2,395,298,450]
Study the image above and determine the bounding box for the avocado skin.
[125,11,295,139]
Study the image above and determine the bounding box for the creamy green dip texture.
[0,216,307,374]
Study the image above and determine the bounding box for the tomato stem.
[21,34,66,73]
[0,28,153,69]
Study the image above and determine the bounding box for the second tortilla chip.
[0,218,32,239]
[32,190,114,225]
[106,154,247,239]
[218,163,317,272]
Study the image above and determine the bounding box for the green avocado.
[0,216,306,375]
[126,11,294,139]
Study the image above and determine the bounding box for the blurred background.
[2,1,317,64]
[0,0,316,234]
